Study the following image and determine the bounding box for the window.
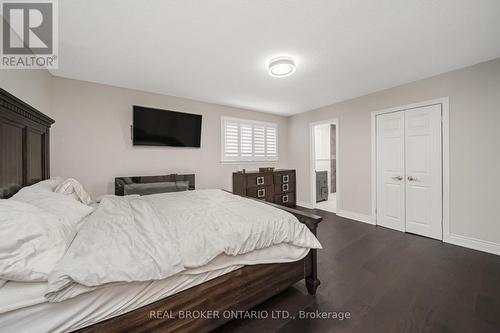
[221,117,278,162]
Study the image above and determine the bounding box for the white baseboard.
[445,233,500,256]
[297,203,500,256]
[336,209,375,225]
[296,201,314,209]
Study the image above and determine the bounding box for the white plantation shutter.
[221,117,278,162]
[265,126,277,159]
[240,123,253,158]
[253,125,266,159]
[223,120,239,159]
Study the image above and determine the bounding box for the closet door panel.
[405,105,442,240]
[376,112,405,232]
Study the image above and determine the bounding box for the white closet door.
[376,112,405,232]
[404,105,442,240]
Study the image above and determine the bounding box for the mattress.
[0,244,308,333]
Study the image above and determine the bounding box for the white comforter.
[46,189,321,302]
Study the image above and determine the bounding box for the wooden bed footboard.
[76,204,322,333]
[77,256,313,333]
[257,200,322,296]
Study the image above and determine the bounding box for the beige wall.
[287,58,500,245]
[0,69,53,117]
[50,78,289,198]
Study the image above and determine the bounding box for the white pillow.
[12,188,93,228]
[0,280,6,288]
[55,178,92,205]
[0,200,76,281]
[26,177,65,192]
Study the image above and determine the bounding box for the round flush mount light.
[268,56,296,78]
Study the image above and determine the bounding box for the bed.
[0,88,322,333]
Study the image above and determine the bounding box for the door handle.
[407,176,418,181]
[392,176,403,181]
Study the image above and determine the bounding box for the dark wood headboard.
[0,88,54,198]
[114,174,195,196]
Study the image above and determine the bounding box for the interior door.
[404,105,442,240]
[376,112,405,232]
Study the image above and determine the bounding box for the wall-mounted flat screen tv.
[133,106,202,147]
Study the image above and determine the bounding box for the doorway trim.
[309,118,339,210]
[370,97,450,241]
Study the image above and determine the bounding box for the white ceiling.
[51,0,500,115]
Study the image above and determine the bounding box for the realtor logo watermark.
[1,0,58,69]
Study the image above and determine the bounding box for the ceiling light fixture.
[268,56,296,78]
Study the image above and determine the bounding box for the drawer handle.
[282,175,289,183]
[282,195,289,203]
[282,183,289,192]
[257,188,266,198]
[256,176,265,185]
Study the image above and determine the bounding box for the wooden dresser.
[232,169,296,207]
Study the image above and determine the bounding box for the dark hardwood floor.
[215,208,500,333]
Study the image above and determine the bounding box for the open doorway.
[310,119,338,213]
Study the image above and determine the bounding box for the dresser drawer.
[274,181,295,194]
[246,185,273,201]
[232,170,296,206]
[246,173,273,188]
[274,192,295,206]
[274,171,295,185]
